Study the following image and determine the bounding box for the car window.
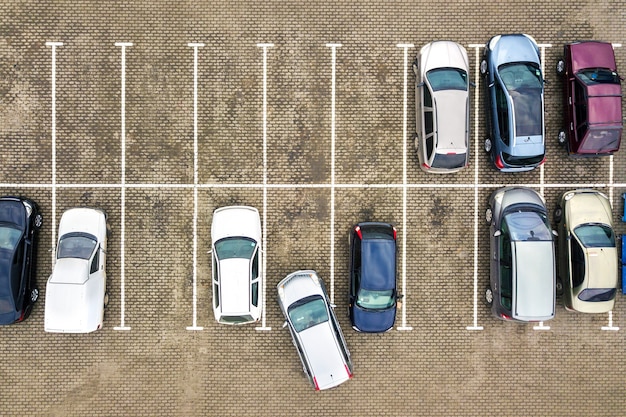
[252,282,259,307]
[213,282,219,308]
[352,236,361,291]
[424,111,434,138]
[573,224,615,248]
[214,237,256,260]
[574,80,587,141]
[426,68,468,91]
[251,249,259,279]
[499,221,513,311]
[425,136,434,158]
[423,85,432,107]
[495,82,509,145]
[577,69,620,85]
[90,247,99,274]
[58,233,97,260]
[0,226,22,251]
[503,210,552,241]
[356,289,395,310]
[288,295,329,333]
[212,253,218,282]
[570,237,585,288]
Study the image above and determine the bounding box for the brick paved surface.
[1,1,625,416]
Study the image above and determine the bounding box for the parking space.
[1,1,626,416]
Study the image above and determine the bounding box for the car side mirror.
[469,81,476,88]
[494,230,502,237]
[282,321,288,328]
[416,82,425,88]
[552,230,558,237]
[330,303,337,309]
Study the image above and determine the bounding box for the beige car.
[554,190,618,313]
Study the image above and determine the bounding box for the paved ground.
[1,1,625,416]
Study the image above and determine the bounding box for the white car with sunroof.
[211,206,263,325]
[44,208,108,333]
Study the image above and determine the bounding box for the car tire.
[30,288,39,303]
[414,133,419,151]
[554,206,562,223]
[480,59,487,76]
[556,59,565,75]
[34,214,43,230]
[485,208,492,224]
[556,278,564,297]
[484,138,492,153]
[104,292,110,308]
[485,287,493,306]
[558,130,566,146]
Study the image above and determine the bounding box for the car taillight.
[345,365,353,379]
[355,226,362,240]
[18,310,25,322]
[422,163,430,169]
[392,227,397,240]
[539,156,546,166]
[313,376,320,391]
[495,155,504,169]
[500,313,511,320]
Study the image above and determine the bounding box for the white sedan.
[211,206,263,325]
[44,208,108,333]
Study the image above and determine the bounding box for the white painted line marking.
[467,45,483,331]
[326,43,341,304]
[611,43,622,48]
[46,42,62,265]
[186,43,204,332]
[256,42,273,331]
[602,311,619,331]
[396,43,414,332]
[114,42,132,331]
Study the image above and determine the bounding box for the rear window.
[502,152,544,167]
[573,224,615,248]
[432,152,467,169]
[219,315,253,324]
[360,225,394,240]
[578,288,616,302]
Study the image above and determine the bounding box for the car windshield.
[432,152,467,169]
[498,63,543,137]
[426,68,468,91]
[215,237,256,260]
[0,225,22,251]
[577,68,620,85]
[503,210,551,241]
[57,233,97,260]
[573,223,615,248]
[356,288,395,310]
[288,295,329,333]
[578,288,616,302]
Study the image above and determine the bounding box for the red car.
[556,41,623,156]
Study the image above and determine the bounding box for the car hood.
[51,258,89,284]
[218,258,250,314]
[299,322,350,390]
[434,90,469,151]
[491,35,540,67]
[421,41,469,73]
[278,271,323,308]
[211,206,261,243]
[58,208,106,241]
[44,273,105,333]
[585,246,618,289]
[565,192,612,228]
[352,304,396,333]
[570,42,617,73]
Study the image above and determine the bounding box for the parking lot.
[1,1,626,416]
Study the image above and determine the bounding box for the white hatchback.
[44,208,108,333]
[211,206,263,325]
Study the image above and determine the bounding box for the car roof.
[361,239,396,291]
[584,246,618,289]
[513,240,555,320]
[218,258,251,314]
[433,90,469,152]
[587,94,623,125]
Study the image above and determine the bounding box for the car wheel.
[558,130,566,146]
[30,288,39,303]
[34,214,43,230]
[485,287,493,306]
[480,59,487,75]
[414,133,419,151]
[485,208,492,224]
[556,59,565,75]
[104,292,110,308]
[411,60,418,76]
[556,278,563,297]
[484,138,492,153]
[554,206,562,223]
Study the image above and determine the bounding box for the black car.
[0,196,42,325]
[348,222,399,333]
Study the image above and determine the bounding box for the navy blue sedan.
[480,34,546,172]
[0,196,42,325]
[348,222,398,333]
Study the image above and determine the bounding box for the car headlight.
[22,201,32,217]
[278,285,285,301]
[564,192,575,201]
[310,272,321,287]
[488,35,501,51]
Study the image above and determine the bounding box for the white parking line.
[186,43,204,332]
[113,42,133,331]
[326,43,341,304]
[256,43,274,331]
[46,42,63,265]
[396,43,414,332]
[467,44,483,331]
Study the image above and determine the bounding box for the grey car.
[277,270,353,390]
[485,187,556,322]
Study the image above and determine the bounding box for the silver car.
[485,187,556,322]
[413,41,470,173]
[277,270,353,390]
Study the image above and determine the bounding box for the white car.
[413,41,471,173]
[211,206,263,325]
[44,208,108,333]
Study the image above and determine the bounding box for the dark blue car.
[0,196,42,325]
[348,222,398,333]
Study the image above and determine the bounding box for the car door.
[349,232,361,314]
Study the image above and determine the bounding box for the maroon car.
[556,41,623,156]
